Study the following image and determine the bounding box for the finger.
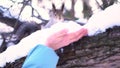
[47,29,69,46]
[67,28,85,40]
[74,28,87,40]
[67,28,87,42]
[52,29,68,37]
[56,29,88,48]
[77,28,88,39]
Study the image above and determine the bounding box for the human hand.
[45,28,88,50]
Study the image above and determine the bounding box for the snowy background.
[0,0,120,48]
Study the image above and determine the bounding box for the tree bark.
[57,26,120,68]
[3,26,120,68]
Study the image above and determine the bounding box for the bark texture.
[1,26,120,68]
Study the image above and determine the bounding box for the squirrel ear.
[61,3,64,11]
[52,3,56,11]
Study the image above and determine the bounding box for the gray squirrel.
[43,3,64,28]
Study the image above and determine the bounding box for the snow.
[12,0,23,3]
[0,35,3,47]
[31,0,50,20]
[0,0,50,22]
[0,0,120,67]
[41,0,52,10]
[52,0,64,9]
[8,3,23,18]
[0,0,14,8]
[89,0,102,13]
[64,0,72,10]
[0,22,14,48]
[0,22,14,33]
[0,21,82,67]
[74,0,84,19]
[74,0,102,19]
[51,21,82,33]
[75,18,88,24]
[84,4,120,36]
[0,53,6,67]
[35,8,50,20]
[19,5,32,21]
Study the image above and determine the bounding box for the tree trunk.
[3,26,120,68]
